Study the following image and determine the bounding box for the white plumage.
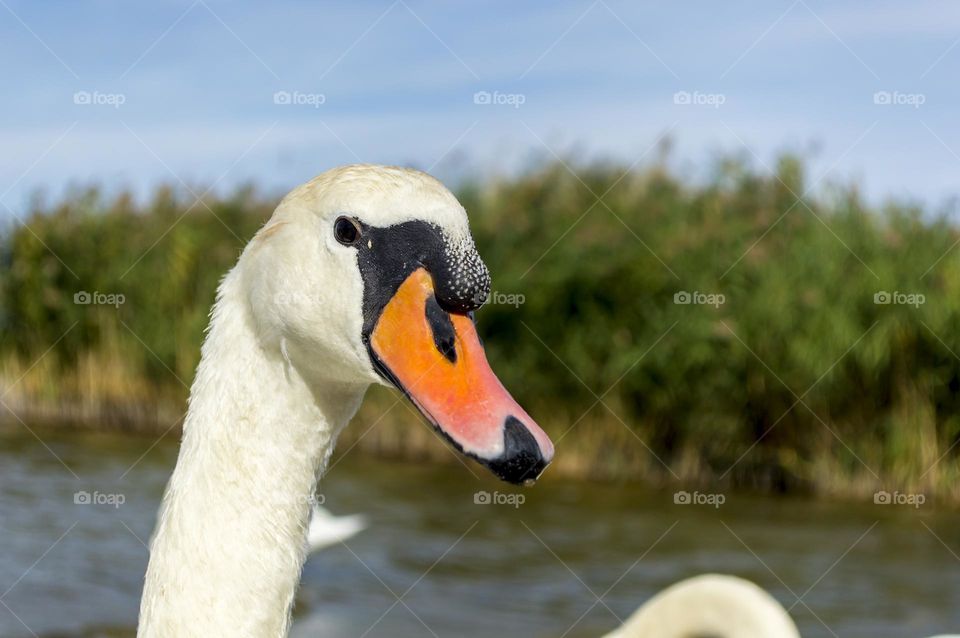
[603,574,800,638]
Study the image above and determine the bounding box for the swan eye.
[334,216,362,245]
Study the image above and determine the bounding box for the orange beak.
[369,268,554,484]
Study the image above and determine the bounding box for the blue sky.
[1,0,959,216]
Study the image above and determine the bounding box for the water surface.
[0,426,958,638]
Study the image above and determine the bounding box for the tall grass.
[3,158,960,500]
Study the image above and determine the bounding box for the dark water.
[0,426,958,638]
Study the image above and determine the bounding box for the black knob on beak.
[484,416,549,485]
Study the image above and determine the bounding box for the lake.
[0,425,958,637]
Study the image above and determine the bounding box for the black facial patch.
[346,219,490,343]
[425,295,457,363]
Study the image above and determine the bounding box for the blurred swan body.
[306,504,366,553]
[605,575,959,638]
[603,574,800,638]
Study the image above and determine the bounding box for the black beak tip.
[483,415,549,485]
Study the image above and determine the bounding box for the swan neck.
[138,269,365,637]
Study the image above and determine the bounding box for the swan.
[137,165,554,637]
[305,504,366,553]
[602,574,801,638]
[604,574,959,638]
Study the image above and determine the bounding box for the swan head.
[242,164,554,484]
